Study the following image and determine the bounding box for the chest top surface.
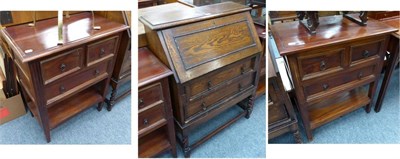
[271,14,399,56]
[380,16,400,38]
[138,47,173,87]
[1,12,129,63]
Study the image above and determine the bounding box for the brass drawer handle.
[143,119,148,126]
[207,81,212,90]
[241,66,245,75]
[100,48,105,57]
[59,85,66,93]
[94,69,100,76]
[202,102,207,111]
[358,72,363,79]
[363,50,369,58]
[322,84,329,90]
[139,98,144,105]
[320,60,326,71]
[60,63,66,72]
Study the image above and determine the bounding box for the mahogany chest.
[0,12,129,142]
[139,2,262,157]
[271,14,398,141]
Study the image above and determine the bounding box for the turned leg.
[107,88,117,111]
[97,102,104,111]
[245,96,254,119]
[182,133,191,158]
[293,130,302,143]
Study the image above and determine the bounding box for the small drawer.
[40,48,83,85]
[297,48,345,80]
[303,64,376,100]
[138,82,164,110]
[185,72,255,120]
[187,57,255,99]
[44,62,109,106]
[373,11,400,20]
[351,40,383,64]
[87,36,118,66]
[138,103,166,132]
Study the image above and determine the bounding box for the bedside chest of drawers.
[271,14,398,141]
[138,47,177,158]
[0,12,129,142]
[139,2,262,157]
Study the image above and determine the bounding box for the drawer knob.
[143,119,148,126]
[358,72,363,79]
[59,85,66,93]
[202,102,207,111]
[239,84,243,91]
[241,66,245,75]
[100,48,105,57]
[139,98,144,105]
[60,63,66,72]
[363,50,369,58]
[94,69,100,76]
[322,84,329,90]
[320,60,326,71]
[207,81,212,90]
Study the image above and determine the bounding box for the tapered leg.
[97,102,104,111]
[107,88,117,111]
[365,81,378,113]
[245,95,254,119]
[293,130,302,143]
[45,130,51,143]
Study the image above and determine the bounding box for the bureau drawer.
[303,64,376,101]
[44,62,109,106]
[297,48,345,80]
[187,57,255,98]
[350,40,383,64]
[185,72,255,120]
[138,102,166,132]
[138,82,164,110]
[87,36,118,66]
[40,48,83,85]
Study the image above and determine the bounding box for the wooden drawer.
[303,64,377,101]
[297,48,345,80]
[187,57,255,99]
[87,36,118,66]
[350,40,383,64]
[138,82,164,110]
[185,71,255,120]
[40,48,83,85]
[370,11,400,20]
[138,102,166,132]
[44,62,109,106]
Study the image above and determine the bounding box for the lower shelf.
[139,126,171,158]
[308,87,370,129]
[48,87,103,129]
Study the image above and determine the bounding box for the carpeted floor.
[0,83,131,144]
[160,95,266,158]
[269,68,400,144]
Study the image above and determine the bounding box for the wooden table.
[374,16,400,112]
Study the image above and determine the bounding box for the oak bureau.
[0,12,129,142]
[139,2,262,157]
[271,14,398,141]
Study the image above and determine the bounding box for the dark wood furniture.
[270,14,398,141]
[371,14,400,112]
[267,51,301,143]
[106,11,132,111]
[139,2,262,157]
[138,47,177,158]
[0,12,129,142]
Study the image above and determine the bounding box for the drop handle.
[60,63,66,72]
[100,48,105,57]
[363,50,369,58]
[202,102,207,111]
[94,69,100,76]
[59,85,66,93]
[241,66,245,75]
[139,98,144,105]
[320,60,326,71]
[358,72,363,79]
[207,81,212,90]
[322,84,329,90]
[239,84,243,91]
[143,119,148,126]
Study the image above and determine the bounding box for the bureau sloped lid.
[161,11,262,83]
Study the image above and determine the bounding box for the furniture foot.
[97,102,103,111]
[305,130,313,142]
[29,110,34,117]
[245,96,254,119]
[107,89,117,111]
[45,131,51,143]
[182,134,191,158]
[293,130,302,143]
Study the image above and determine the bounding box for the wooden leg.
[366,81,378,113]
[245,95,254,119]
[107,88,117,111]
[45,130,51,143]
[97,102,103,111]
[182,133,190,158]
[293,130,302,143]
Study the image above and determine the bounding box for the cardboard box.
[0,67,26,125]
